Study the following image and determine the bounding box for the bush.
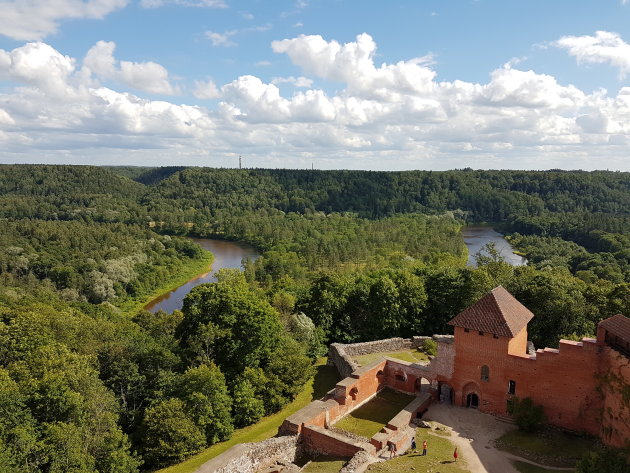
[507,397,546,432]
[576,447,629,473]
[422,338,437,357]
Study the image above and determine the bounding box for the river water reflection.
[462,226,527,267]
[144,238,259,313]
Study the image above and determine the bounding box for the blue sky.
[1,0,630,170]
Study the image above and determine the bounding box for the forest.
[0,164,628,472]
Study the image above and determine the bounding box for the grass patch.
[496,427,593,467]
[118,249,214,317]
[333,389,415,439]
[301,456,347,473]
[367,431,468,473]
[352,348,430,367]
[512,460,575,473]
[155,360,341,473]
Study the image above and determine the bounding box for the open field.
[367,430,468,473]
[155,360,341,473]
[495,428,593,468]
[352,348,430,367]
[332,389,415,439]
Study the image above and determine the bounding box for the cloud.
[272,76,314,88]
[0,0,129,41]
[554,31,630,78]
[205,30,237,47]
[2,36,630,170]
[255,61,272,67]
[272,33,437,99]
[83,41,177,95]
[193,79,220,99]
[140,0,226,8]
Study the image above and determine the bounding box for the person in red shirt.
[453,447,458,462]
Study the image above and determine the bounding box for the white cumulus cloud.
[0,0,129,41]
[554,31,630,78]
[83,41,178,95]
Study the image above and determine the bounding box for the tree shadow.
[311,364,342,400]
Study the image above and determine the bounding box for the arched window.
[481,365,489,382]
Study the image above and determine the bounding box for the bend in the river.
[144,238,259,313]
[462,225,527,267]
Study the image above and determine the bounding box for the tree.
[178,364,233,445]
[141,398,205,468]
[177,270,283,375]
[231,375,265,427]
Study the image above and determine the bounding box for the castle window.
[493,334,499,339]
[508,380,516,395]
[464,328,470,333]
[481,365,489,382]
[478,331,484,336]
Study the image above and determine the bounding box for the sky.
[1,1,630,171]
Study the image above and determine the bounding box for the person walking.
[410,437,416,453]
[388,442,397,459]
[422,439,427,456]
[453,447,458,462]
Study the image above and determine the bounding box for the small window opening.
[493,334,499,339]
[479,331,484,336]
[464,328,470,333]
[481,365,489,382]
[508,380,516,395]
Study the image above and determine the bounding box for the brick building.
[444,286,630,448]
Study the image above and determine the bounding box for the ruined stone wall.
[429,335,455,381]
[327,343,359,378]
[328,336,443,378]
[198,436,298,473]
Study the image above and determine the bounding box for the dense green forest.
[0,164,628,471]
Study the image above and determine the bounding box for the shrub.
[422,338,437,357]
[576,447,629,473]
[507,397,546,432]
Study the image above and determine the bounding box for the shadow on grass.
[312,364,342,400]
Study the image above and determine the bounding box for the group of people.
[388,437,458,462]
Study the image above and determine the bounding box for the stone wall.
[339,451,372,473]
[328,336,440,378]
[196,436,298,473]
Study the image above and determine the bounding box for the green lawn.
[155,360,341,473]
[367,431,468,473]
[332,389,415,439]
[352,348,430,367]
[513,460,575,473]
[496,428,593,468]
[301,456,347,473]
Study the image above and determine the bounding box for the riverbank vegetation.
[0,164,628,471]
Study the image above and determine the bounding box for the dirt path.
[423,403,521,473]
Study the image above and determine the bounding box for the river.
[461,226,527,267]
[144,238,260,313]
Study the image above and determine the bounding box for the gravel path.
[422,403,522,473]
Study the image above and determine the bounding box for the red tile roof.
[599,314,630,344]
[448,286,534,338]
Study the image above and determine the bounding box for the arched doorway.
[415,377,431,393]
[466,393,479,408]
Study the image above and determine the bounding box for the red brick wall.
[599,347,630,448]
[301,425,368,457]
[448,326,605,434]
